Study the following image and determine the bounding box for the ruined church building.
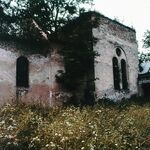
[0,12,138,106]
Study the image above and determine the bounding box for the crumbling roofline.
[98,13,136,32]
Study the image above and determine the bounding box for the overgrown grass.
[0,98,150,150]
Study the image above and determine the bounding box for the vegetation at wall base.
[0,97,150,150]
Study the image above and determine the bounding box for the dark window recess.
[121,59,128,90]
[112,57,120,90]
[16,56,29,87]
[116,48,121,57]
[142,83,150,97]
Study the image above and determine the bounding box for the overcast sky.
[93,0,150,52]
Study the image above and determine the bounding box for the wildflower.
[60,137,65,142]
[32,136,40,142]
[89,144,95,150]
[81,147,85,150]
[0,120,5,125]
[7,125,14,131]
[45,144,49,147]
[7,142,11,145]
[55,133,58,136]
[9,118,14,121]
[13,142,18,146]
[66,121,72,126]
[68,131,73,135]
[90,125,94,129]
[50,142,55,147]
[8,135,14,139]
[96,110,102,114]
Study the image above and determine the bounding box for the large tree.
[0,0,96,104]
[0,0,93,39]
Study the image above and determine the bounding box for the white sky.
[93,0,150,52]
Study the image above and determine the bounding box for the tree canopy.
[0,0,97,103]
[143,30,150,49]
[138,30,150,63]
[0,0,93,39]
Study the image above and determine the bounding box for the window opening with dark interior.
[16,56,29,88]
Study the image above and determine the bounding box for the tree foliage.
[138,52,150,72]
[138,30,150,63]
[0,0,96,104]
[55,12,100,93]
[143,30,150,49]
[0,0,93,39]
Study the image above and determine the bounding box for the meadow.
[0,98,150,150]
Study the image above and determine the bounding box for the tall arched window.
[121,59,128,90]
[16,56,29,87]
[112,47,128,91]
[112,57,120,90]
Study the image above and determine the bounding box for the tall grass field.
[0,98,150,150]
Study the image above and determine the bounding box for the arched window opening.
[121,59,128,90]
[16,56,29,88]
[112,57,120,90]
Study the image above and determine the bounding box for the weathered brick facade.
[0,13,138,106]
[0,41,67,106]
[94,15,138,100]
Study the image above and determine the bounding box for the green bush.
[0,98,150,150]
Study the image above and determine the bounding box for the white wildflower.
[55,133,58,136]
[7,142,11,145]
[68,131,73,135]
[89,144,95,150]
[50,142,55,147]
[45,144,49,147]
[8,135,14,139]
[60,137,65,142]
[90,125,94,129]
[32,136,40,142]
[0,120,5,125]
[66,121,72,127]
[7,125,14,131]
